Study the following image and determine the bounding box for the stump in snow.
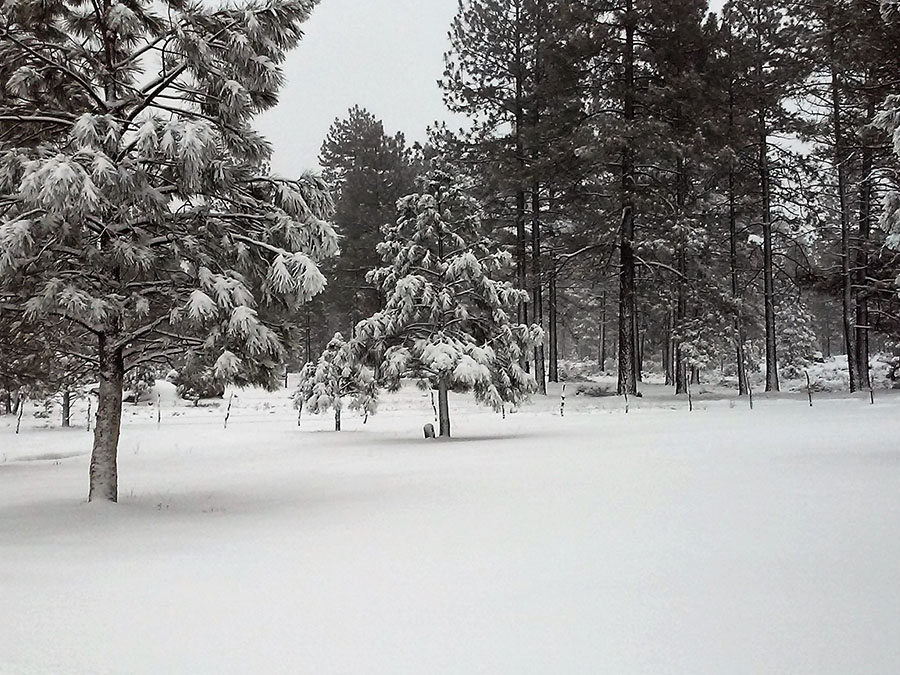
[423,423,436,439]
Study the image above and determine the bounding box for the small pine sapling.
[294,333,378,431]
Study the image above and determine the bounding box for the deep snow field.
[2,380,900,674]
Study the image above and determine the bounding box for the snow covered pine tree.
[353,168,542,438]
[0,0,337,501]
[294,332,377,431]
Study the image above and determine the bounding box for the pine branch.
[0,27,107,111]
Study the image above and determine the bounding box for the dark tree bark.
[674,157,688,395]
[855,94,875,390]
[759,98,779,392]
[548,264,559,382]
[529,5,546,393]
[727,63,748,396]
[437,378,451,438]
[634,306,644,382]
[62,389,71,428]
[617,0,638,396]
[514,2,529,335]
[531,184,546,393]
[599,291,607,371]
[663,311,673,386]
[334,407,341,432]
[830,32,859,392]
[89,333,125,502]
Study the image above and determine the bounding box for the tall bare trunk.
[89,333,124,502]
[830,34,858,392]
[617,0,637,396]
[529,6,546,393]
[759,100,779,392]
[514,2,528,336]
[437,378,451,438]
[531,184,546,393]
[334,407,341,432]
[727,53,748,396]
[855,94,874,390]
[674,157,688,395]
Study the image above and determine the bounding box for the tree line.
[316,0,900,399]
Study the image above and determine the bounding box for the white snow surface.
[2,381,900,674]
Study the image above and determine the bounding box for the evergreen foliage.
[312,106,419,343]
[353,167,541,437]
[0,0,335,500]
[294,332,377,431]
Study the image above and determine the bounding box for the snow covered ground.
[2,382,899,674]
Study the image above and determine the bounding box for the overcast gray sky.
[256,0,460,177]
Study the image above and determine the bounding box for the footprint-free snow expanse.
[2,382,899,674]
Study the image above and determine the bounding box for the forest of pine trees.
[305,0,900,402]
[3,0,900,496]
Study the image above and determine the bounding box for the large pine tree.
[0,0,336,501]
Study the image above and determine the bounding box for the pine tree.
[316,106,418,338]
[723,0,810,392]
[354,167,541,438]
[294,332,377,431]
[0,0,336,501]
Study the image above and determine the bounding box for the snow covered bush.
[0,0,336,501]
[294,333,377,431]
[353,167,541,437]
[123,368,157,404]
[172,354,226,405]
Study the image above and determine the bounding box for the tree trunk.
[728,65,748,396]
[633,308,643,383]
[334,407,341,432]
[514,2,528,337]
[548,259,559,382]
[305,304,313,365]
[759,104,779,392]
[62,389,71,428]
[855,94,875,390]
[599,291,607,371]
[674,157,688,395]
[531,184,546,393]
[663,311,673,386]
[617,0,637,396]
[675,346,687,395]
[529,9,546,393]
[89,333,125,502]
[437,378,451,438]
[830,34,858,392]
